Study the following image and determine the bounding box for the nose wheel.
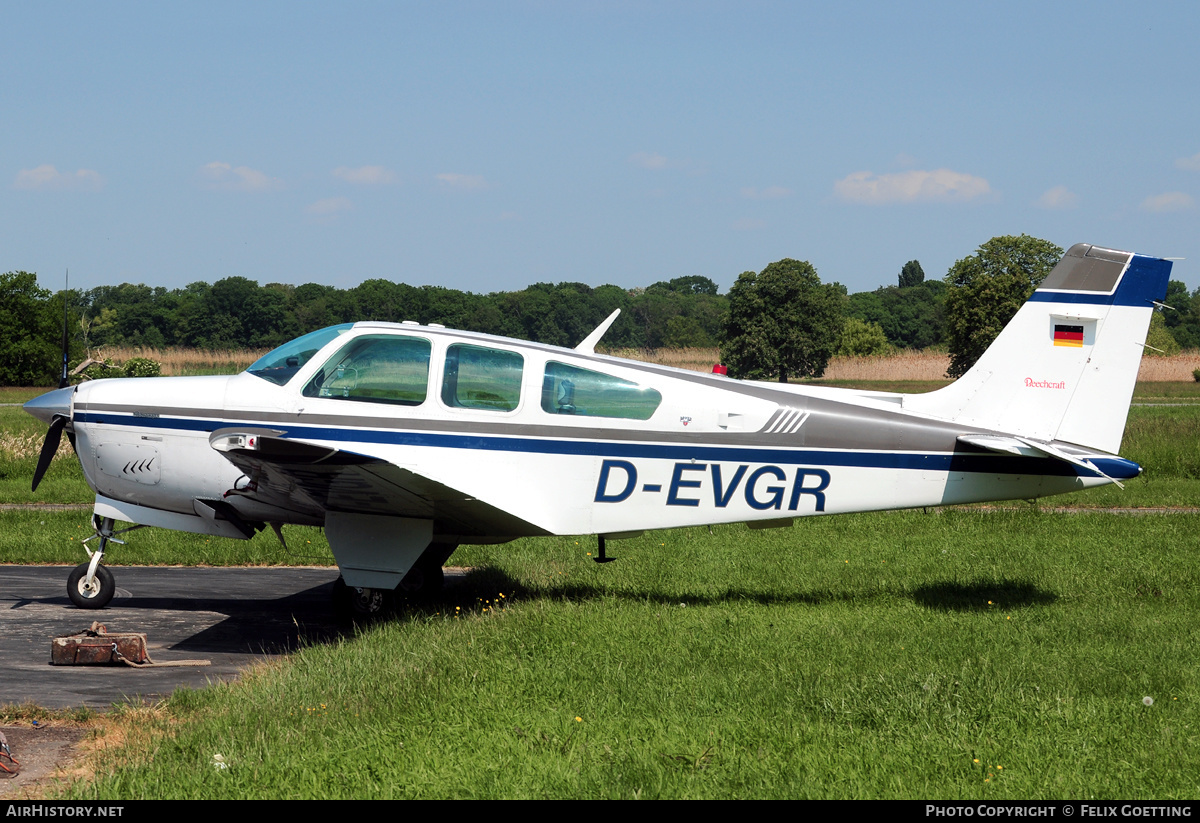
[67,516,141,610]
[67,563,115,609]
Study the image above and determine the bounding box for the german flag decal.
[1054,324,1084,347]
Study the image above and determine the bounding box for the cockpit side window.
[441,344,523,411]
[302,334,431,406]
[541,361,662,420]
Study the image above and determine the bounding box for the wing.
[210,428,547,538]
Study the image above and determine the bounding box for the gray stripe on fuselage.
[77,393,1111,460]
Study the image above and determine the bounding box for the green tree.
[0,271,80,386]
[847,279,945,349]
[1145,311,1181,356]
[838,317,891,357]
[943,235,1063,378]
[720,258,844,382]
[1160,280,1199,349]
[648,275,720,296]
[898,260,925,288]
[663,315,714,348]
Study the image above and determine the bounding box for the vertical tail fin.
[904,244,1172,454]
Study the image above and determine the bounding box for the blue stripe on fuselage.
[75,411,1137,479]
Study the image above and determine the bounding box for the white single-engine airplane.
[25,243,1172,614]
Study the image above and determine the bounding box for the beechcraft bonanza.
[25,243,1173,614]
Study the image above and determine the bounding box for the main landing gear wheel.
[332,576,392,618]
[67,563,115,609]
[395,542,456,601]
[396,562,445,599]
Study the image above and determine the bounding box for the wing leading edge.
[209,429,548,539]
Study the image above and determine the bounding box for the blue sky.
[4,1,1198,297]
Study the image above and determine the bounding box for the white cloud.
[630,152,668,170]
[333,165,396,185]
[833,168,991,204]
[740,185,792,200]
[1141,191,1194,213]
[306,196,353,216]
[197,161,280,191]
[1036,185,1078,209]
[13,164,104,191]
[1175,152,1200,171]
[435,172,488,190]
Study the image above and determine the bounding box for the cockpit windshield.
[246,324,354,386]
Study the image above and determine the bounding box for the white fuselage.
[67,323,1117,546]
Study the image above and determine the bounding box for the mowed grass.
[41,511,1200,799]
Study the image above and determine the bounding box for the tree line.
[4,234,1198,386]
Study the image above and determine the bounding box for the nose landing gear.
[67,516,142,609]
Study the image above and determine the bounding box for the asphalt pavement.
[0,565,345,709]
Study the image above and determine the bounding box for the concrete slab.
[0,566,345,709]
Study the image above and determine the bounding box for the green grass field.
[36,512,1200,799]
[3,382,1200,798]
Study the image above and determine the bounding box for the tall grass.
[1136,352,1200,382]
[609,348,1200,382]
[0,407,80,503]
[822,350,951,382]
[600,346,722,373]
[95,346,269,376]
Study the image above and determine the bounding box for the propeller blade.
[32,415,67,492]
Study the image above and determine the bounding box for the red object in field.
[711,364,728,376]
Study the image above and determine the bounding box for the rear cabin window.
[541,361,662,420]
[302,334,431,406]
[442,344,523,411]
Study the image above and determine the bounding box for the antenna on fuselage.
[575,309,621,355]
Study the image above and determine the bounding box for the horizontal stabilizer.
[957,434,1127,488]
